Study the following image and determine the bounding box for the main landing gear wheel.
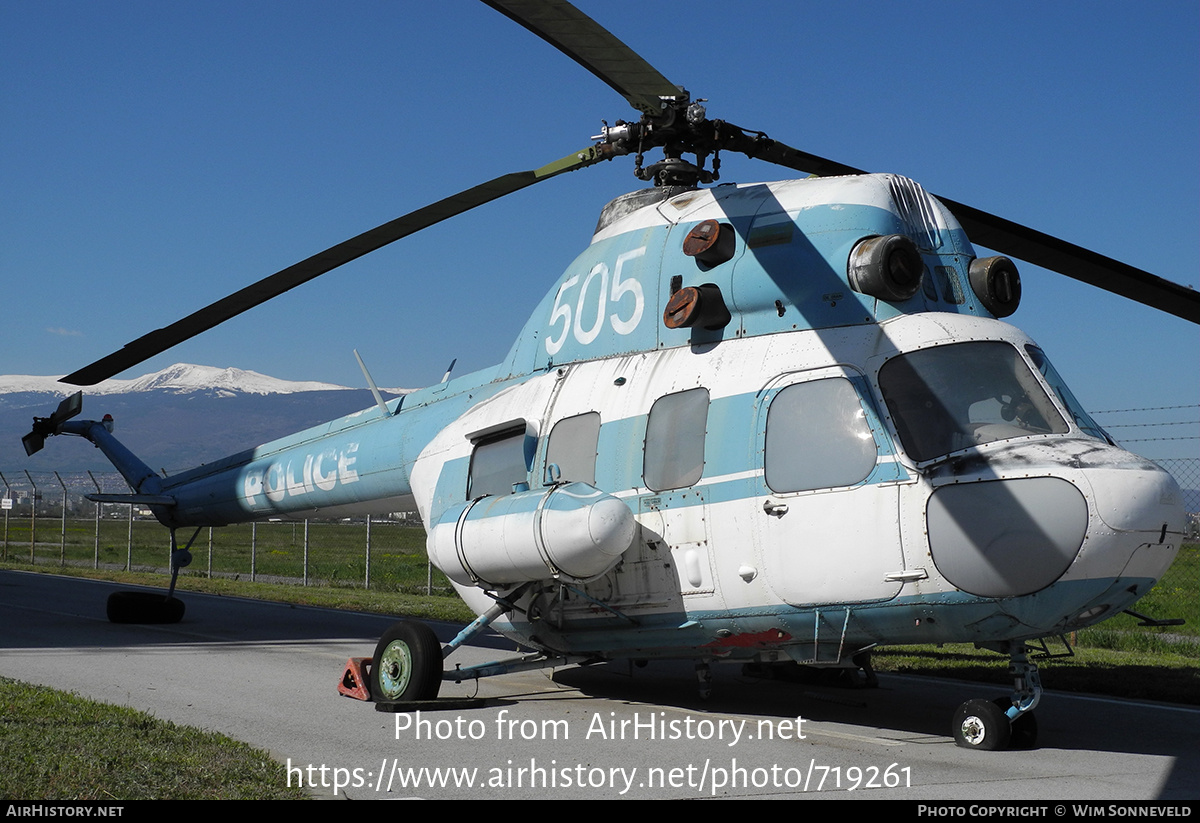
[370,620,442,703]
[106,591,185,624]
[952,698,1011,751]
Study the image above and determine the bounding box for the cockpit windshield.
[878,341,1068,462]
[1025,345,1111,443]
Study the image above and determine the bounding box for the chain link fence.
[0,470,452,596]
[1137,458,1199,643]
[1160,458,1200,540]
[3,460,1197,622]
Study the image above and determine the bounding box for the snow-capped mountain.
[0,363,353,397]
[0,364,410,472]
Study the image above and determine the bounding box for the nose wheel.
[369,620,443,703]
[953,699,1011,750]
[952,643,1041,751]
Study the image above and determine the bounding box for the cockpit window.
[878,341,1068,462]
[1025,346,1111,442]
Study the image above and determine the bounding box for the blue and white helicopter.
[24,0,1198,751]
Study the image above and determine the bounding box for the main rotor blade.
[935,197,1200,324]
[718,128,867,179]
[61,145,610,386]
[482,0,681,116]
[723,128,1200,324]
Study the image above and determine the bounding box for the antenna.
[353,349,393,418]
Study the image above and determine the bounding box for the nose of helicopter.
[925,441,1185,601]
[1071,450,1185,583]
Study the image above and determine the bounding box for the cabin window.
[878,341,1068,462]
[644,388,709,491]
[545,412,600,485]
[765,378,876,492]
[468,428,528,498]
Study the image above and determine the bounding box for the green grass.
[0,559,476,623]
[0,677,309,800]
[1081,542,1199,637]
[3,517,458,596]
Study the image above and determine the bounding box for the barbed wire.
[1104,421,1197,428]
[1093,404,1198,414]
[1092,406,1198,449]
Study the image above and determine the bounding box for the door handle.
[763,499,789,517]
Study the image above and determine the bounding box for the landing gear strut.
[105,527,196,624]
[952,642,1041,751]
[354,584,592,707]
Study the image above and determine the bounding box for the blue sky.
[3,1,1197,459]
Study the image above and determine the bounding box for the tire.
[370,620,442,703]
[952,698,1011,751]
[106,591,185,624]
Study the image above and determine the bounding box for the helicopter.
[20,0,1199,752]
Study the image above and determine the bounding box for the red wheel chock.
[339,657,373,701]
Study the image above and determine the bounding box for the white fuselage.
[415,311,1184,664]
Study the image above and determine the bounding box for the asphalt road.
[2,569,1197,800]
